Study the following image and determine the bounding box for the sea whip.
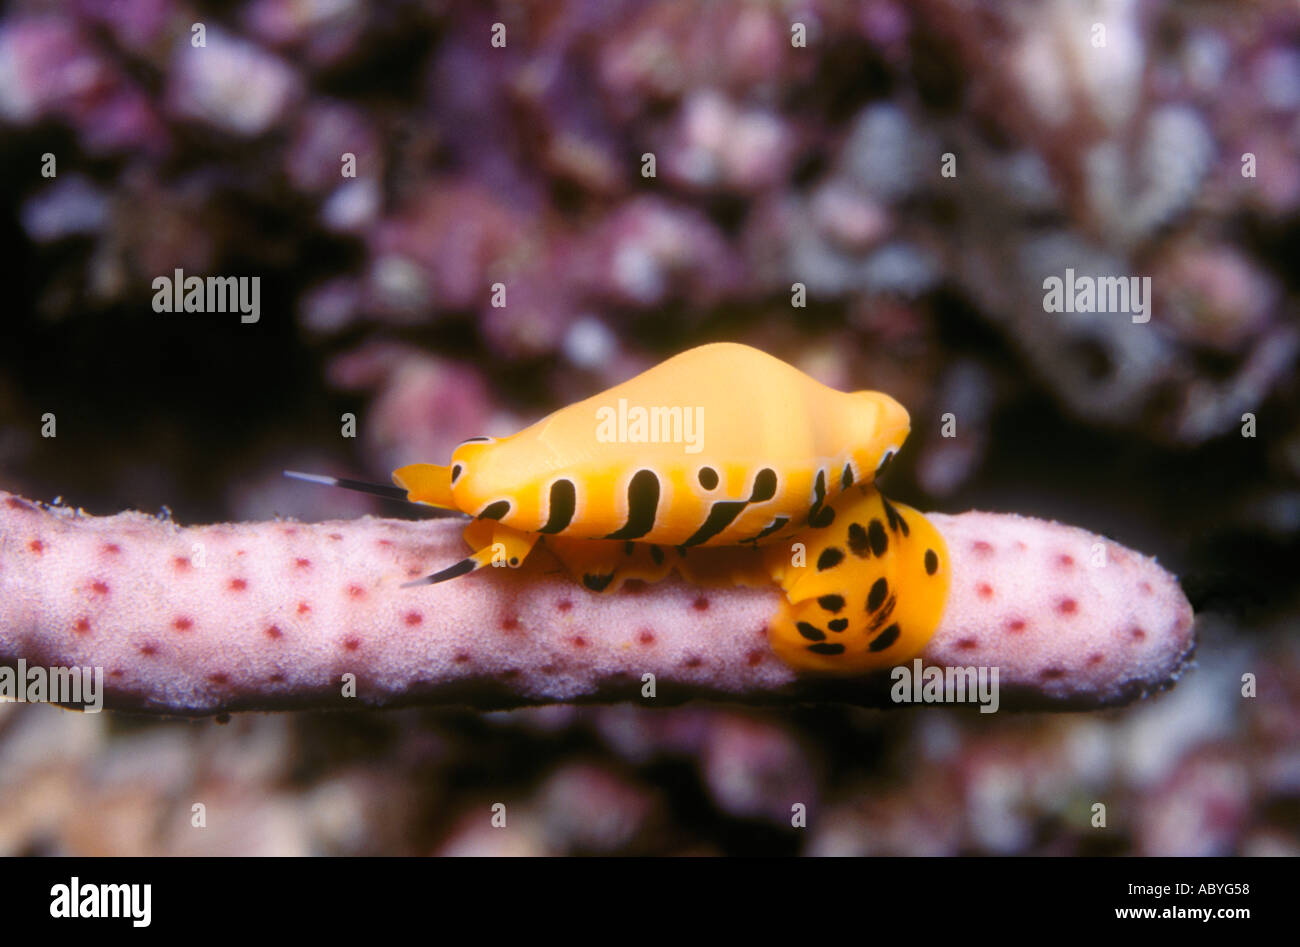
[0,491,1195,715]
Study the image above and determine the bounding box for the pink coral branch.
[0,490,1194,715]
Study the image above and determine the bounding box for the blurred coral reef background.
[1,0,1298,855]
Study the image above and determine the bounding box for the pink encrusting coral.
[0,491,1194,715]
